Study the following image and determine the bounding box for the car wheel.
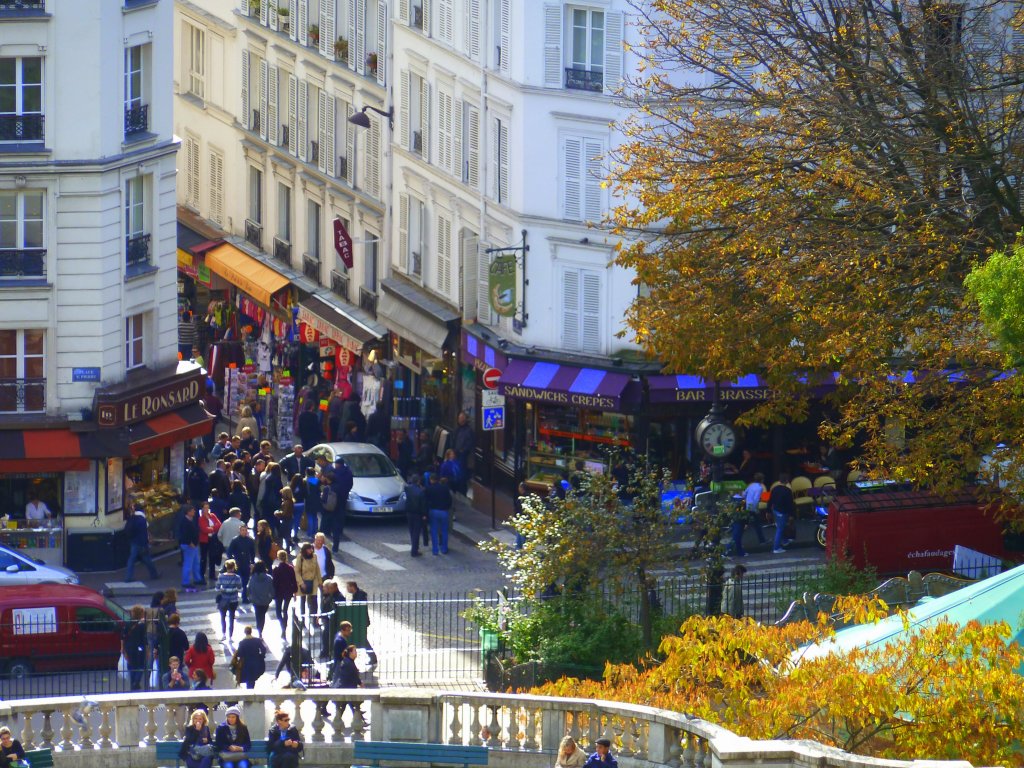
[7,659,32,679]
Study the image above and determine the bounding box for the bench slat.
[25,749,54,768]
[354,741,489,766]
[154,740,270,766]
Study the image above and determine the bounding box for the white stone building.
[0,0,195,567]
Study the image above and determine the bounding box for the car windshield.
[104,598,129,622]
[342,453,398,478]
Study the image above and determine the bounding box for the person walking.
[124,504,160,582]
[167,613,190,670]
[294,542,323,619]
[185,457,210,510]
[272,548,298,633]
[228,481,252,524]
[121,604,148,691]
[227,524,257,603]
[312,533,335,602]
[267,710,303,768]
[327,458,353,549]
[276,487,295,553]
[215,559,243,639]
[318,579,342,659]
[297,400,324,451]
[331,637,365,718]
[214,707,252,768]
[301,467,323,540]
[247,560,275,637]
[218,507,245,552]
[179,709,214,768]
[403,473,427,557]
[769,474,796,554]
[423,473,453,555]
[258,463,285,526]
[345,581,377,665]
[721,564,747,618]
[178,504,203,592]
[452,410,475,494]
[255,519,276,565]
[742,472,769,548]
[232,626,268,689]
[184,631,216,685]
[198,502,222,583]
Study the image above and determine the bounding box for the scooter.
[815,503,828,548]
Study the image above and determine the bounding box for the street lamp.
[349,105,394,130]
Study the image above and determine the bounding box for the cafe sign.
[95,370,204,427]
[488,255,517,317]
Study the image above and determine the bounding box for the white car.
[0,543,79,585]
[306,442,407,518]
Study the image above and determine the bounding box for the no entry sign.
[482,367,501,389]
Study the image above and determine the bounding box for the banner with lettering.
[488,255,517,317]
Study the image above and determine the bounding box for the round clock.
[695,407,738,458]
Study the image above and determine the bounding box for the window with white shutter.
[299,0,309,45]
[321,0,336,58]
[437,86,453,174]
[463,103,479,188]
[376,0,387,85]
[336,97,350,179]
[399,69,411,150]
[438,0,454,43]
[209,149,224,225]
[354,0,366,75]
[398,192,409,271]
[410,198,424,276]
[419,77,430,161]
[297,80,308,162]
[602,11,623,95]
[461,232,479,320]
[289,0,299,40]
[317,88,329,172]
[345,101,356,184]
[288,74,298,155]
[490,116,509,203]
[184,135,201,210]
[498,0,510,73]
[324,92,336,176]
[435,212,452,296]
[561,135,605,221]
[366,117,381,199]
[476,243,491,325]
[464,0,480,60]
[268,65,279,145]
[452,99,463,181]
[543,4,563,87]
[241,49,250,128]
[560,267,602,353]
[422,0,430,36]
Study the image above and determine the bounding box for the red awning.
[0,429,128,472]
[128,404,214,457]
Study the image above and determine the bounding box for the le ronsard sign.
[95,370,203,427]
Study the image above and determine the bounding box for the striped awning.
[499,359,632,411]
[0,429,128,472]
[128,404,214,457]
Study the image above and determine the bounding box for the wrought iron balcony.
[338,155,348,179]
[125,233,151,271]
[303,254,321,284]
[0,113,44,142]
[281,124,289,147]
[565,67,603,92]
[331,269,349,301]
[0,248,46,278]
[359,286,377,317]
[412,130,422,154]
[310,140,319,166]
[410,250,422,277]
[273,236,291,265]
[245,219,263,249]
[0,0,45,11]
[412,4,422,29]
[124,104,149,136]
[0,377,45,414]
[251,109,261,133]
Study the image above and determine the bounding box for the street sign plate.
[481,390,505,408]
[482,406,505,430]
[482,367,501,389]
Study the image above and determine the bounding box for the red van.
[826,490,1015,574]
[0,584,127,678]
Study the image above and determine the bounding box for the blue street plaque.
[72,367,101,383]
[482,406,505,431]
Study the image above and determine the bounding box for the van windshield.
[104,598,129,622]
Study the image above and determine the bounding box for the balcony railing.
[303,254,321,284]
[331,269,349,301]
[0,248,46,278]
[273,236,291,265]
[310,140,319,166]
[410,250,422,276]
[412,130,422,153]
[125,233,151,271]
[251,108,261,133]
[0,113,44,142]
[0,689,972,768]
[359,286,378,317]
[0,377,45,414]
[0,0,45,11]
[124,103,149,136]
[338,155,348,179]
[282,124,289,147]
[565,67,603,92]
[412,4,423,28]
[245,219,263,249]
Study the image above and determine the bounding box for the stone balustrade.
[0,689,976,768]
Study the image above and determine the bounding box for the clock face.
[700,422,737,456]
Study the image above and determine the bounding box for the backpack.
[322,485,338,512]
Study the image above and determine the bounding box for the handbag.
[148,658,160,689]
[116,652,130,684]
[190,744,215,759]
[269,540,280,561]
[303,579,314,594]
[220,751,249,763]
[299,511,308,530]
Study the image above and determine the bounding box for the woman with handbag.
[214,707,251,768]
[248,560,275,637]
[293,542,322,619]
[180,709,215,768]
[184,631,216,686]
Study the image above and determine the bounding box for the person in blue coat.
[267,710,303,768]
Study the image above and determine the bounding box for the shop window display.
[525,406,633,491]
[0,474,64,566]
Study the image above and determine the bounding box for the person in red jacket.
[184,631,216,685]
[197,502,222,583]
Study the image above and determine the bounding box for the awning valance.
[378,291,451,358]
[0,429,128,473]
[499,359,632,411]
[297,295,383,354]
[205,243,290,305]
[128,404,214,458]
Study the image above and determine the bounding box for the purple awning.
[461,330,509,372]
[500,360,632,411]
[648,372,840,403]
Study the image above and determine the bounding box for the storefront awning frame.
[297,295,383,354]
[205,243,291,306]
[127,404,214,458]
[499,359,633,412]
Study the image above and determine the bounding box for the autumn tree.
[537,599,1024,765]
[613,1,1024,503]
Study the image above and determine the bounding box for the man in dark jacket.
[395,429,414,478]
[227,524,257,603]
[451,411,475,494]
[423,473,453,555]
[325,458,354,551]
[345,581,377,665]
[769,473,796,554]
[178,504,202,591]
[185,457,210,509]
[280,444,313,481]
[208,460,231,498]
[403,474,427,557]
[297,401,324,452]
[124,505,160,581]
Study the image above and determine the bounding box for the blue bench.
[353,740,489,768]
[155,739,270,767]
[24,748,54,768]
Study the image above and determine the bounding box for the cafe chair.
[847,469,863,483]
[791,475,815,516]
[814,475,836,488]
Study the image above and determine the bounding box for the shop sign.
[337,348,352,367]
[488,255,517,317]
[501,384,617,410]
[95,371,204,428]
[334,218,354,269]
[107,457,123,514]
[296,306,363,354]
[196,264,212,287]
[177,249,197,277]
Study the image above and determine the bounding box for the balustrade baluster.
[588,709,601,749]
[311,698,326,742]
[635,719,648,760]
[351,704,367,737]
[448,702,463,745]
[293,698,305,742]
[506,705,521,750]
[681,733,695,768]
[695,737,707,768]
[98,706,113,749]
[468,704,483,746]
[78,708,94,749]
[19,711,35,750]
[524,707,538,751]
[569,711,582,745]
[59,709,73,750]
[39,711,54,749]
[667,726,683,768]
[487,706,501,748]
[144,705,158,745]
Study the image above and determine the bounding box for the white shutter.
[346,102,356,184]
[439,0,453,43]
[420,78,430,162]
[497,119,509,203]
[581,270,601,353]
[399,69,410,150]
[499,0,510,74]
[239,0,249,16]
[561,269,580,349]
[603,11,623,95]
[324,93,336,176]
[317,89,329,172]
[465,104,479,188]
[289,0,299,40]
[562,136,582,219]
[436,213,451,295]
[268,2,278,30]
[398,0,408,24]
[398,193,409,271]
[543,4,562,87]
[209,150,224,225]
[260,0,269,25]
[465,0,480,60]
[355,0,366,75]
[347,0,357,68]
[184,136,199,209]
[422,0,431,37]
[583,138,603,222]
[367,117,381,198]
[267,66,279,145]
[438,88,452,173]
[452,99,463,181]
[321,0,336,58]
[297,80,308,161]
[288,74,298,155]
[377,0,387,85]
[259,59,269,140]
[462,233,479,320]
[476,243,491,324]
[299,0,309,46]
[241,49,250,127]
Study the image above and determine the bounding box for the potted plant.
[334,36,349,61]
[248,0,261,14]
[308,23,320,46]
[277,5,289,32]
[366,52,378,74]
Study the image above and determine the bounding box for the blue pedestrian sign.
[482,406,505,431]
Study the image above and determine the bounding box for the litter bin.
[480,628,499,676]
[334,601,369,648]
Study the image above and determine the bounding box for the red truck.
[826,489,1018,574]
